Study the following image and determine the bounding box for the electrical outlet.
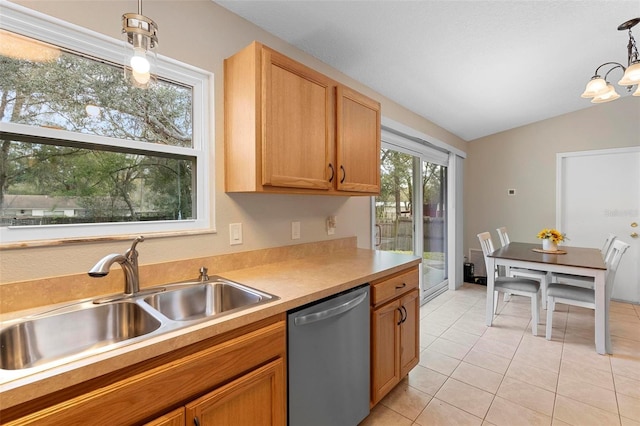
[229,223,243,245]
[291,221,301,240]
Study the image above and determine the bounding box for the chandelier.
[581,17,640,103]
[122,0,158,87]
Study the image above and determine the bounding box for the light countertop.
[0,247,420,410]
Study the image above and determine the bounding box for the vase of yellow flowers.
[537,228,566,251]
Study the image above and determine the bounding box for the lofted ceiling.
[215,1,640,141]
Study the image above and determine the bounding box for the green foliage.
[378,149,413,219]
[0,36,194,223]
[378,148,446,221]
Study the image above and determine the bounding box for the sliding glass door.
[374,149,414,254]
[374,144,449,303]
[421,162,447,300]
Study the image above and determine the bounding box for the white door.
[558,147,640,303]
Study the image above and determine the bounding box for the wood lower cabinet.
[371,298,402,402]
[146,358,285,426]
[2,315,286,426]
[370,267,420,406]
[144,408,185,426]
[224,41,380,195]
[185,358,285,426]
[399,289,420,378]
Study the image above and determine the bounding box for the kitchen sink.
[143,279,277,321]
[0,276,278,376]
[0,301,161,370]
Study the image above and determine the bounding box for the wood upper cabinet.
[261,47,334,191]
[224,41,380,195]
[370,267,420,406]
[336,85,381,193]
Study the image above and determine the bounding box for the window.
[0,3,212,243]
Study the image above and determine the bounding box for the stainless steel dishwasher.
[287,284,370,426]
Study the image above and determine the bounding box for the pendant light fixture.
[122,0,158,87]
[581,17,640,103]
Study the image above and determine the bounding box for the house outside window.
[0,2,213,243]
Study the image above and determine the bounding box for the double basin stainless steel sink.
[0,277,278,375]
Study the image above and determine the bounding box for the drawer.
[371,267,419,306]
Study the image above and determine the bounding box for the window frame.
[0,1,214,244]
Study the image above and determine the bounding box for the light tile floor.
[360,283,640,426]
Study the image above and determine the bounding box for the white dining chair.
[551,233,617,289]
[496,227,549,309]
[545,239,630,353]
[478,232,542,336]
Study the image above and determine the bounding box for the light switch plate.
[230,223,243,245]
[291,221,301,240]
[327,215,336,235]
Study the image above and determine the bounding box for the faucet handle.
[126,236,144,259]
[122,236,144,271]
[130,236,144,252]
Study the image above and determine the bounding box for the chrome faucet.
[89,236,144,297]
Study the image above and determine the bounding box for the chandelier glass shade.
[591,83,621,103]
[581,17,640,103]
[618,61,640,86]
[581,76,609,98]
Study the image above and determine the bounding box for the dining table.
[485,242,608,354]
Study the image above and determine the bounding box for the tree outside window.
[1,29,196,227]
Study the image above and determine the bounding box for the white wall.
[464,95,640,254]
[1,1,466,283]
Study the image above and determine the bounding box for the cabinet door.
[336,85,381,194]
[262,47,334,191]
[371,300,401,405]
[399,289,420,378]
[185,358,286,426]
[144,408,185,426]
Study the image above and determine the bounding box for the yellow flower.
[537,228,566,243]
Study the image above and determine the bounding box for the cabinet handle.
[397,307,403,325]
[397,306,407,325]
[194,417,200,426]
[328,163,335,182]
[340,165,346,183]
[395,282,406,290]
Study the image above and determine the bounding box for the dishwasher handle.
[294,291,368,326]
